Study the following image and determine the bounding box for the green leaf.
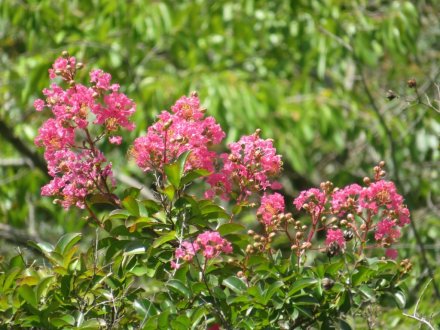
[55,232,82,255]
[359,284,375,301]
[122,195,140,216]
[167,279,191,299]
[28,241,54,254]
[352,266,374,286]
[181,169,211,185]
[17,284,37,308]
[393,291,406,308]
[162,184,176,201]
[223,276,247,293]
[3,267,22,290]
[36,276,55,301]
[152,230,176,248]
[217,223,244,236]
[288,278,318,296]
[263,281,284,304]
[50,314,75,327]
[164,151,191,188]
[134,299,158,318]
[339,319,353,330]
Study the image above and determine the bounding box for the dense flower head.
[359,180,410,226]
[331,184,362,216]
[293,188,326,218]
[41,149,113,209]
[34,55,135,208]
[325,229,345,248]
[206,130,283,201]
[375,218,401,242]
[257,193,285,227]
[171,231,232,269]
[131,94,225,173]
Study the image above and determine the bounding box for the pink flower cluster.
[131,95,225,174]
[206,130,283,201]
[293,188,326,218]
[294,178,410,258]
[257,193,285,227]
[325,229,345,248]
[34,55,136,208]
[171,231,233,269]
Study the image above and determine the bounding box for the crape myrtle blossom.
[171,231,233,269]
[293,171,410,259]
[131,94,225,174]
[325,229,345,248]
[34,54,136,208]
[257,193,285,228]
[293,188,326,218]
[206,130,283,201]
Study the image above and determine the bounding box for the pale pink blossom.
[109,136,122,145]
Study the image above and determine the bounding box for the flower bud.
[363,177,371,185]
[76,62,84,70]
[62,50,69,58]
[407,79,416,88]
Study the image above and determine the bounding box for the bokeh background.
[1,0,439,327]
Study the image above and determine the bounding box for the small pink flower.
[375,218,400,241]
[34,99,45,111]
[325,229,345,248]
[109,136,122,145]
[257,193,285,227]
[293,188,326,218]
[385,248,398,260]
[206,131,282,201]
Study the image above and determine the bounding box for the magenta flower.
[206,130,282,201]
[375,218,401,241]
[171,231,232,269]
[257,193,285,227]
[35,56,136,208]
[293,188,326,218]
[325,229,345,248]
[132,95,225,173]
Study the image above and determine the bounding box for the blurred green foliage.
[0,0,439,327]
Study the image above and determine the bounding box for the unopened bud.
[247,230,255,235]
[379,170,386,177]
[68,80,75,86]
[62,50,69,58]
[295,232,303,240]
[76,62,84,70]
[255,128,261,136]
[407,79,417,88]
[237,271,244,277]
[363,177,371,185]
[190,91,198,97]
